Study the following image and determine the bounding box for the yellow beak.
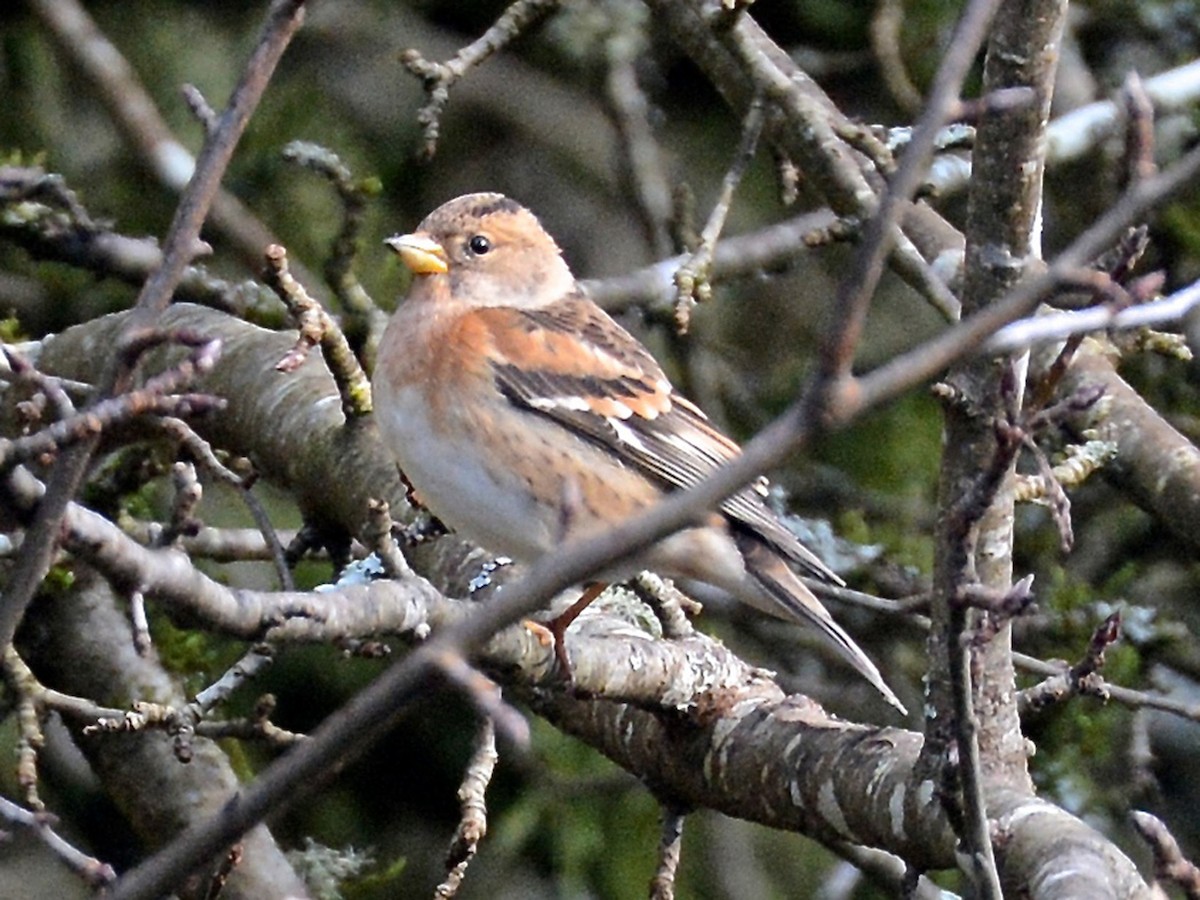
[385,232,448,275]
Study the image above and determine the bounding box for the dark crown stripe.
[464,195,522,220]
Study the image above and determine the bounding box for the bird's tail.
[736,535,906,714]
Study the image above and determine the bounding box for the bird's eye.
[468,235,491,255]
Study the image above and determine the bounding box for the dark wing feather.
[478,294,842,584]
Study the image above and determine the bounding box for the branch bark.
[20,566,308,900]
[1059,341,1200,553]
[10,3,1198,896]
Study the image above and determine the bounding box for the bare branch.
[602,3,673,257]
[0,794,117,887]
[0,165,275,315]
[263,243,372,418]
[928,58,1200,195]
[673,95,765,332]
[152,417,294,590]
[27,0,323,289]
[584,208,839,312]
[1131,811,1200,899]
[0,0,307,658]
[0,388,223,475]
[815,0,1002,378]
[181,83,218,135]
[280,141,385,335]
[363,498,414,579]
[1019,612,1122,713]
[924,2,1067,897]
[434,717,499,899]
[648,808,685,900]
[402,0,563,159]
[869,0,923,114]
[986,277,1200,354]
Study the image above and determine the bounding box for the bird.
[372,192,904,713]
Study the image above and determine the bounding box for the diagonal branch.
[0,0,308,656]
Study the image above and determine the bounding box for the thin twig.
[27,0,323,288]
[869,0,923,114]
[0,390,223,475]
[929,58,1200,195]
[0,166,277,316]
[603,5,673,258]
[1024,268,1124,412]
[129,588,152,656]
[1131,811,1200,899]
[1014,655,1200,723]
[816,0,1003,376]
[986,277,1196,354]
[584,208,839,312]
[401,0,562,160]
[202,843,243,900]
[0,0,307,656]
[948,604,999,898]
[364,498,413,579]
[891,228,963,321]
[2,647,46,811]
[263,243,372,418]
[857,134,1200,416]
[172,644,278,763]
[1,327,222,477]
[648,807,686,900]
[428,647,530,748]
[0,794,117,887]
[280,141,384,339]
[1018,612,1121,714]
[673,95,765,333]
[115,523,302,564]
[630,571,697,640]
[1013,439,1117,505]
[2,343,78,420]
[154,417,294,590]
[1121,72,1158,189]
[181,83,218,135]
[434,717,499,899]
[156,461,203,548]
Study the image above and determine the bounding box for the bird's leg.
[531,581,607,673]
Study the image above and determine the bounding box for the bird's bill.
[385,232,448,275]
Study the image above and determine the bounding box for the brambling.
[373,193,904,713]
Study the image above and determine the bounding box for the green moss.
[42,563,76,593]
[834,510,933,577]
[343,853,406,899]
[0,316,26,342]
[1028,699,1133,827]
[816,393,942,499]
[835,508,872,546]
[148,613,240,693]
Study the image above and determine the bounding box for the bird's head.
[385,192,576,310]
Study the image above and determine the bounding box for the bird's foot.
[523,582,608,677]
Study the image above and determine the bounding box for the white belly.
[373,382,554,559]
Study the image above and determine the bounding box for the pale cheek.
[447,268,472,299]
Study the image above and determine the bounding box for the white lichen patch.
[816,780,851,838]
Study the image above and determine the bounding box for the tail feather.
[736,535,906,714]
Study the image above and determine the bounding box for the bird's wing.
[475,294,842,584]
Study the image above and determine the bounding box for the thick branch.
[926,2,1066,896]
[1058,342,1200,552]
[20,566,308,900]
